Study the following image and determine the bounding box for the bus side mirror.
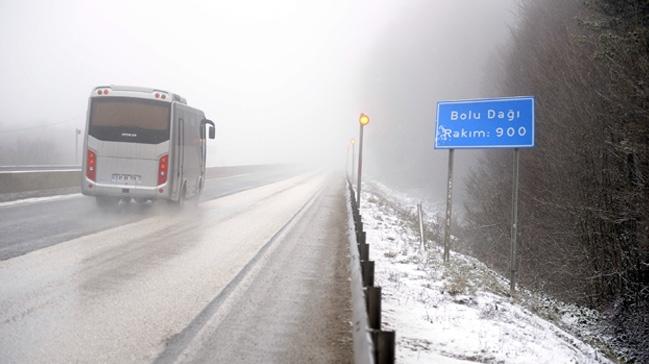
[201,119,215,140]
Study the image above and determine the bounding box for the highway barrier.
[0,165,80,172]
[347,179,395,364]
[0,170,81,194]
[0,164,286,196]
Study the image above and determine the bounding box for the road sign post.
[510,148,520,293]
[435,97,534,290]
[442,149,454,263]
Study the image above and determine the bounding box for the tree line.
[462,0,648,361]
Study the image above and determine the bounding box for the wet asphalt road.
[0,168,301,261]
[0,172,353,363]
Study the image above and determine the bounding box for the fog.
[360,1,517,204]
[0,0,517,202]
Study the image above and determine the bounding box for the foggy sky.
[0,0,518,202]
[360,0,518,203]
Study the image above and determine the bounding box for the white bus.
[81,85,215,207]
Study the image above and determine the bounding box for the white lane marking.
[0,193,83,208]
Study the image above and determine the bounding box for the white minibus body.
[81,85,214,206]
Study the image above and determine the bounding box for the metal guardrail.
[347,179,395,364]
[0,170,80,194]
[0,165,287,195]
[0,164,282,173]
[0,165,81,172]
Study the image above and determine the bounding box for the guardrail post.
[357,231,366,245]
[359,242,369,262]
[361,260,374,287]
[376,330,395,364]
[347,179,395,364]
[366,286,381,330]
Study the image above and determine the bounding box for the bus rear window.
[89,97,171,144]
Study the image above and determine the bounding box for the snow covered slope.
[360,182,613,364]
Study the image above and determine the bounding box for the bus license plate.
[111,174,142,184]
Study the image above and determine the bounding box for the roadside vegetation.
[362,183,613,363]
[463,0,648,361]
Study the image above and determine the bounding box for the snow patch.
[360,182,612,364]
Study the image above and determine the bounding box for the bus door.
[175,117,184,198]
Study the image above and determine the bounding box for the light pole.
[75,128,81,165]
[356,113,370,208]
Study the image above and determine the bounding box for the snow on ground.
[359,182,613,364]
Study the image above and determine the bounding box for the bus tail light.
[154,91,168,100]
[86,149,97,181]
[96,88,110,96]
[158,154,168,185]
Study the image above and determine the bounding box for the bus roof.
[93,85,187,104]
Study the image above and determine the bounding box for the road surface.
[0,172,353,363]
[0,167,299,261]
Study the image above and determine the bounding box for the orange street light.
[356,113,370,207]
[359,113,370,126]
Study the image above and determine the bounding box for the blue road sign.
[435,96,534,149]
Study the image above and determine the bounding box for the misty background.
[4,1,648,360]
[0,0,517,203]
